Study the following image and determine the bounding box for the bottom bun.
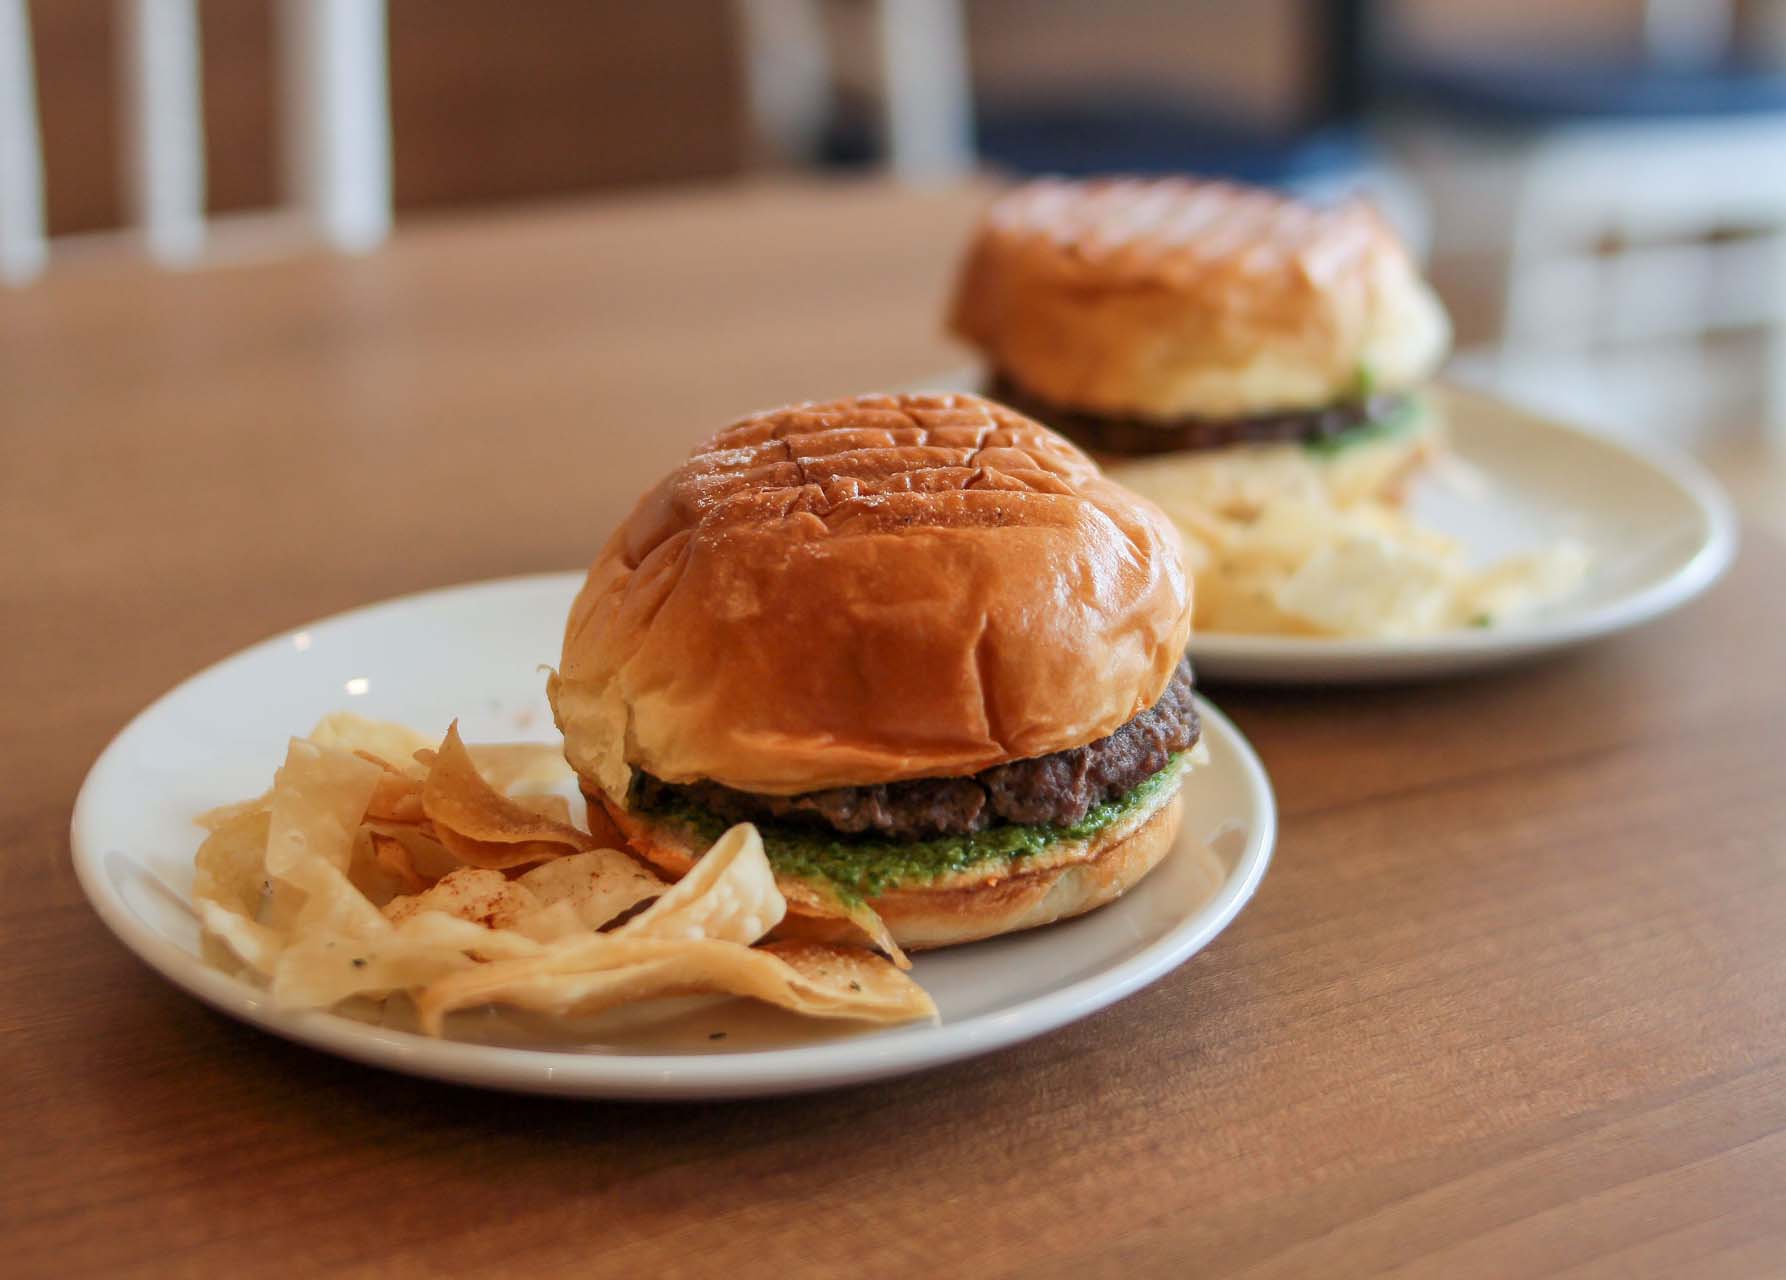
[1102,416,1439,521]
[591,778,1186,951]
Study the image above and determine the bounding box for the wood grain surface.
[3,180,1784,1279]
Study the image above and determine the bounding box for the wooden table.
[4,180,1784,1279]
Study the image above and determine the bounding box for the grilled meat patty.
[633,657,1199,841]
[992,374,1410,456]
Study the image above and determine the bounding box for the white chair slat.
[275,0,392,252]
[733,0,830,165]
[876,0,974,182]
[0,0,47,284]
[8,0,391,283]
[117,0,206,263]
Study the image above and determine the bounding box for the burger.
[948,176,1452,520]
[549,391,1200,951]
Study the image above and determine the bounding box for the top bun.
[949,177,1451,420]
[552,392,1192,799]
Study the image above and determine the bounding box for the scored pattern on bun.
[975,177,1389,285]
[552,392,1193,798]
[950,177,1451,421]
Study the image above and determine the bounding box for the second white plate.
[1183,387,1736,682]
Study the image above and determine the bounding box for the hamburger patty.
[633,657,1199,841]
[991,374,1409,457]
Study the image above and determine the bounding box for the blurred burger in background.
[946,176,1560,640]
[950,175,1451,517]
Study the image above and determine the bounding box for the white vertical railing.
[734,0,831,166]
[276,0,391,251]
[0,0,47,284]
[117,0,207,263]
[4,0,391,282]
[876,0,974,182]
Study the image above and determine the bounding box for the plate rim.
[70,573,1277,1099]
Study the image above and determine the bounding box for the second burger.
[950,175,1452,519]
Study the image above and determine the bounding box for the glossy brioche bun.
[589,772,1186,950]
[552,392,1193,800]
[949,177,1451,421]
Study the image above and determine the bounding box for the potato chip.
[285,855,392,939]
[307,713,435,774]
[389,909,547,959]
[196,715,940,1039]
[464,743,572,792]
[360,755,426,823]
[421,722,595,869]
[514,850,666,936]
[760,940,937,1017]
[430,829,579,871]
[408,743,568,787]
[384,867,540,931]
[270,910,546,1009]
[193,810,273,917]
[260,877,307,938]
[617,823,784,945]
[197,901,286,978]
[272,929,479,1009]
[779,878,911,971]
[1120,452,1592,638]
[413,936,936,1036]
[192,810,283,976]
[363,821,462,882]
[1275,533,1454,636]
[194,791,272,832]
[365,831,429,897]
[265,739,383,878]
[1230,497,1344,571]
[342,829,419,905]
[1463,540,1592,625]
[510,793,573,824]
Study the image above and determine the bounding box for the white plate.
[1181,389,1738,683]
[71,574,1275,1099]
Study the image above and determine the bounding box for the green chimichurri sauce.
[1302,396,1423,458]
[637,753,1188,902]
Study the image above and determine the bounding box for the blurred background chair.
[762,0,1786,444]
[1432,115,1786,444]
[1384,0,1786,443]
[0,0,46,280]
[1,0,390,282]
[757,0,1431,252]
